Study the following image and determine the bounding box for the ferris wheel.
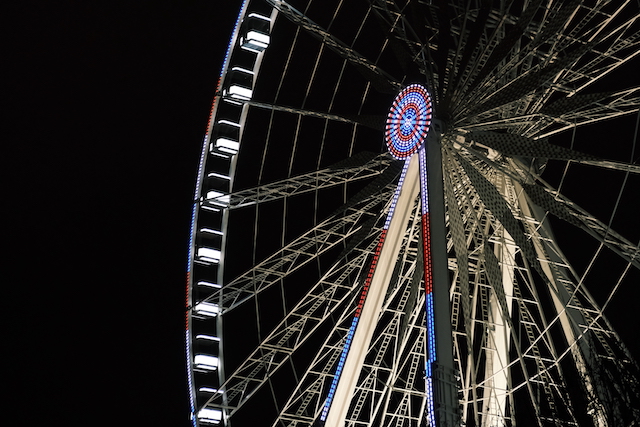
[185,1,640,426]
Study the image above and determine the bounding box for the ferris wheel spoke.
[441,150,635,420]
[462,0,545,100]
[440,3,493,112]
[467,42,594,118]
[238,99,358,125]
[454,154,549,280]
[454,98,639,137]
[209,169,406,315]
[265,0,400,94]
[463,176,546,421]
[515,188,640,424]
[559,26,640,95]
[203,234,383,418]
[449,147,640,269]
[274,204,427,427]
[210,189,391,312]
[575,159,640,174]
[483,234,582,424]
[521,182,640,270]
[464,131,599,161]
[535,88,640,138]
[452,226,569,424]
[274,289,364,425]
[237,98,389,132]
[531,0,581,49]
[448,175,592,424]
[466,2,638,107]
[367,1,426,79]
[442,152,473,346]
[204,152,391,209]
[540,92,616,117]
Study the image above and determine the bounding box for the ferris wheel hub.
[385,84,433,160]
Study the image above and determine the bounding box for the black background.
[9,1,238,425]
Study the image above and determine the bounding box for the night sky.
[8,2,639,426]
[11,2,238,426]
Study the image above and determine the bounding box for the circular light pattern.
[385,84,433,160]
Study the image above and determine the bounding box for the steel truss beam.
[265,0,400,93]
[204,186,393,312]
[204,153,392,209]
[201,227,383,418]
[371,0,639,139]
[275,198,429,427]
[442,143,640,426]
[442,147,577,425]
[457,88,639,137]
[453,140,640,271]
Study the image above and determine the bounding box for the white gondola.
[193,301,219,318]
[194,354,219,371]
[197,408,223,424]
[195,247,221,264]
[211,120,241,156]
[240,13,271,53]
[223,67,253,101]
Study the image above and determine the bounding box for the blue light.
[320,323,358,421]
[419,145,437,425]
[385,85,432,160]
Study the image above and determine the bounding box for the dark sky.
[8,2,639,426]
[11,2,238,426]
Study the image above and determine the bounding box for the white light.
[197,408,223,424]
[222,97,243,106]
[201,204,221,212]
[207,172,231,180]
[199,387,219,393]
[228,85,252,100]
[200,228,223,235]
[194,354,219,371]
[206,191,230,206]
[218,120,240,128]
[248,12,272,22]
[197,247,221,262]
[246,30,270,46]
[196,334,220,341]
[197,280,221,288]
[240,30,271,53]
[231,66,254,75]
[215,138,240,154]
[194,301,219,317]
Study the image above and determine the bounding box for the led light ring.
[385,84,433,160]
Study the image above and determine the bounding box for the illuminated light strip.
[186,1,250,425]
[185,204,198,423]
[419,142,437,425]
[387,84,437,424]
[385,84,432,160]
[320,160,411,422]
[322,85,435,425]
